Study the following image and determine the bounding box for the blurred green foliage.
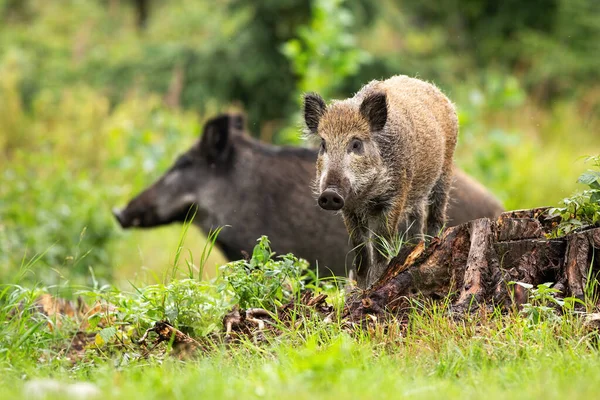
[0,0,597,127]
[0,0,598,286]
[0,58,201,284]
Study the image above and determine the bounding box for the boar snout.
[112,206,147,228]
[318,189,344,211]
[112,207,125,227]
[112,207,139,228]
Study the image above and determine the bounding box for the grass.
[111,225,226,286]
[1,283,599,400]
[2,235,600,400]
[3,344,600,399]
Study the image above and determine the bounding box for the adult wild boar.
[114,113,352,277]
[113,113,503,278]
[303,75,458,287]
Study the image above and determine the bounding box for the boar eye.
[319,138,326,154]
[349,138,363,154]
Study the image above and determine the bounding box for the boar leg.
[395,198,427,246]
[426,171,452,238]
[343,213,370,288]
[367,208,408,287]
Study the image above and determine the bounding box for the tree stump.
[345,208,600,320]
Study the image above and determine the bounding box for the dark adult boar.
[114,113,352,277]
[113,113,503,278]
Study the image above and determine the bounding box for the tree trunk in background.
[133,0,149,30]
[345,208,600,321]
[164,64,184,109]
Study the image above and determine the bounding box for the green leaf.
[165,307,178,322]
[252,236,272,265]
[513,281,533,289]
[577,171,600,187]
[95,326,117,346]
[87,313,101,329]
[568,219,584,226]
[547,207,559,215]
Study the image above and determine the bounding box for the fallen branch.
[139,320,207,358]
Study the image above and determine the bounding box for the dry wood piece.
[563,229,600,299]
[345,208,600,321]
[278,291,333,320]
[222,306,277,344]
[139,320,206,359]
[222,291,334,342]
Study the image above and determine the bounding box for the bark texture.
[345,208,600,320]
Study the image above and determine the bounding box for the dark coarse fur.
[445,169,504,226]
[304,75,459,288]
[114,113,352,277]
[115,112,499,280]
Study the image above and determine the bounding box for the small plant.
[513,282,564,325]
[549,155,600,237]
[218,236,310,310]
[511,281,585,326]
[123,278,232,337]
[583,255,600,313]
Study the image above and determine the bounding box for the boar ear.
[360,92,387,132]
[303,92,326,135]
[200,114,232,162]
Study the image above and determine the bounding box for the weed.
[372,229,408,261]
[219,236,310,310]
[166,206,223,283]
[584,254,600,312]
[513,282,564,325]
[510,282,586,326]
[549,155,600,237]
[3,238,600,400]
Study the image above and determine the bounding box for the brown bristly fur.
[303,75,459,288]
